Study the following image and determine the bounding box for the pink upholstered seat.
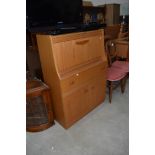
[112,60,129,73]
[107,66,127,81]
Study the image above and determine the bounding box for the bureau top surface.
[44,29,104,43]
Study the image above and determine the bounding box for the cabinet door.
[89,76,106,110]
[53,35,104,73]
[63,84,90,127]
[63,74,106,128]
[60,62,107,93]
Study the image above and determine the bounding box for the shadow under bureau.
[36,29,107,128]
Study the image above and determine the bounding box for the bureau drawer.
[60,62,107,93]
[52,35,105,73]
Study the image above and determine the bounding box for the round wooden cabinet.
[26,79,54,132]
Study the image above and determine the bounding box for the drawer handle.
[75,40,89,45]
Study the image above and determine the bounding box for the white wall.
[83,0,129,15]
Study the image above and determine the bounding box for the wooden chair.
[115,40,129,61]
[117,23,129,40]
[105,40,129,103]
[104,24,129,46]
[104,24,121,42]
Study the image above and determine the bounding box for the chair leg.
[108,81,113,103]
[121,76,127,93]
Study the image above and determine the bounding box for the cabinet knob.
[76,73,79,76]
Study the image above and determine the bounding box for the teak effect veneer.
[36,29,107,128]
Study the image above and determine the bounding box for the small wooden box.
[26,80,54,132]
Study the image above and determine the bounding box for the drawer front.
[73,36,104,65]
[60,62,107,94]
[51,29,104,43]
[52,35,104,73]
[63,84,89,127]
[63,76,106,128]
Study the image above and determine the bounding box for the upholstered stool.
[26,79,54,132]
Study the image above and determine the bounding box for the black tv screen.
[26,0,83,29]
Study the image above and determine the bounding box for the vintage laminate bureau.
[36,29,107,128]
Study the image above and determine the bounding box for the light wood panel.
[51,30,102,43]
[60,62,107,94]
[63,76,106,128]
[36,35,66,127]
[52,34,105,73]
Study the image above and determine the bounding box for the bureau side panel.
[36,35,66,127]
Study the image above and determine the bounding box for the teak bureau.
[36,29,107,128]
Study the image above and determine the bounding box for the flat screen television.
[26,0,83,32]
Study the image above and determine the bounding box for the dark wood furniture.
[26,31,38,51]
[83,6,105,24]
[104,24,129,60]
[102,4,120,26]
[114,38,129,60]
[26,80,54,132]
[106,4,120,25]
[104,24,129,41]
[36,29,107,129]
[105,40,129,103]
[104,24,121,41]
[26,31,43,80]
